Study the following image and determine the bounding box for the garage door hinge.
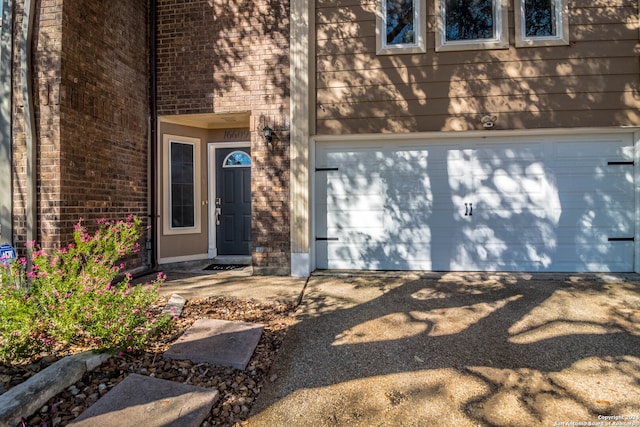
[608,237,634,242]
[316,237,339,241]
[607,161,634,166]
[316,167,339,171]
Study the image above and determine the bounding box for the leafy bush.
[0,215,171,361]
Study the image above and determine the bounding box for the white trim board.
[312,127,640,144]
[635,131,640,273]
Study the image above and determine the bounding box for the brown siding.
[157,0,291,274]
[12,0,150,266]
[316,0,640,134]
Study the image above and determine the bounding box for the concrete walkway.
[154,264,308,305]
[249,272,640,426]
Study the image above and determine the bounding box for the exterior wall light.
[263,125,274,144]
[481,114,497,129]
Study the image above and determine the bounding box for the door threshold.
[210,255,252,266]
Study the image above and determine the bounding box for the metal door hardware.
[464,203,473,216]
[215,197,222,206]
[607,161,634,166]
[215,208,221,225]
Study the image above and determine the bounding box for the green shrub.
[0,215,171,361]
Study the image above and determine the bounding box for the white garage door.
[315,134,635,272]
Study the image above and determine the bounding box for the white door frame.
[207,141,251,258]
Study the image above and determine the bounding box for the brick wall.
[157,0,291,274]
[34,0,63,247]
[58,0,150,260]
[12,0,150,266]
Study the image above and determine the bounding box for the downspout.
[0,0,13,245]
[21,0,37,250]
[148,0,158,270]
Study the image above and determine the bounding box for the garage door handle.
[465,203,473,216]
[469,203,473,216]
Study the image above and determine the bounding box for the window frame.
[514,0,569,47]
[435,0,509,52]
[376,0,427,55]
[162,134,202,235]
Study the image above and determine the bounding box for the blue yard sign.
[0,243,16,265]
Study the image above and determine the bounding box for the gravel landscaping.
[0,296,295,427]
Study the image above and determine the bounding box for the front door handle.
[215,208,221,225]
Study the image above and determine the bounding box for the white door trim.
[207,141,251,258]
[635,131,640,273]
[312,127,640,144]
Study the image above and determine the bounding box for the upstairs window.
[377,0,426,55]
[435,0,509,51]
[515,0,569,47]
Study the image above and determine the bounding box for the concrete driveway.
[249,273,640,426]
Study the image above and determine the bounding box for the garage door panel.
[318,241,436,270]
[563,209,634,231]
[554,138,634,161]
[558,242,632,272]
[555,228,634,243]
[324,195,387,210]
[555,173,633,192]
[472,207,634,232]
[325,209,386,231]
[450,241,632,272]
[475,176,547,197]
[324,175,386,196]
[325,198,438,214]
[468,221,558,244]
[326,226,438,244]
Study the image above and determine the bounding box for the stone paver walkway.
[70,374,219,427]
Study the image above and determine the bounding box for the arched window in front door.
[223,151,251,167]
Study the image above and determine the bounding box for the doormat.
[203,264,247,271]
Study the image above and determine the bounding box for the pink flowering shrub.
[0,215,171,361]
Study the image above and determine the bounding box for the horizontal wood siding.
[316,0,640,134]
